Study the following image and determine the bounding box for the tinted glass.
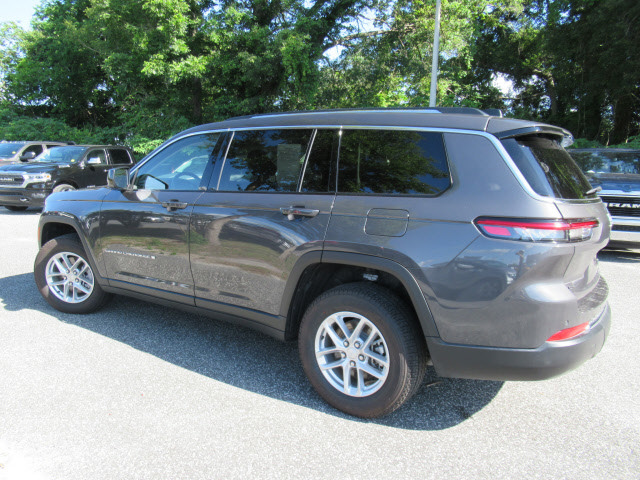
[218,129,313,192]
[337,130,450,195]
[134,133,220,190]
[569,150,640,176]
[35,146,88,164]
[301,129,339,193]
[0,142,27,157]
[502,136,596,199]
[110,149,133,165]
[23,145,44,156]
[86,150,107,164]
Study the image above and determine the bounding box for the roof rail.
[227,106,505,120]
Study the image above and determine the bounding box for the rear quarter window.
[109,148,133,165]
[501,135,596,200]
[337,130,450,195]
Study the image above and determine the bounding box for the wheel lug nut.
[350,360,356,367]
[343,341,349,347]
[341,352,346,358]
[358,355,365,361]
[354,342,361,348]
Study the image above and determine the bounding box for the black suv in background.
[0,145,135,211]
[33,108,611,417]
[569,148,640,247]
[0,141,72,166]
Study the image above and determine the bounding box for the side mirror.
[20,151,37,161]
[107,167,131,190]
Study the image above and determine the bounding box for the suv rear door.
[190,128,338,321]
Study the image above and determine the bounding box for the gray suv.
[33,108,611,417]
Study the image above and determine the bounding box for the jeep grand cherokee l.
[0,145,135,211]
[33,108,611,417]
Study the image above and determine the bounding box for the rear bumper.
[427,302,611,381]
[0,188,50,208]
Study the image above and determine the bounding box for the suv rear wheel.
[298,283,427,418]
[34,234,111,314]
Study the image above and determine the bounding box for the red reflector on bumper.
[547,322,589,342]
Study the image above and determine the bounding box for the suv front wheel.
[299,283,428,418]
[34,234,111,314]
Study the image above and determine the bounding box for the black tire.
[52,183,76,193]
[34,234,111,314]
[298,282,428,418]
[4,205,28,211]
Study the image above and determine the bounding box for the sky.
[0,0,42,29]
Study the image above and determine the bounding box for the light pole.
[429,0,442,107]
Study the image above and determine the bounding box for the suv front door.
[190,128,338,325]
[99,133,221,304]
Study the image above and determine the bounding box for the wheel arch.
[53,180,79,190]
[280,250,439,341]
[38,214,107,286]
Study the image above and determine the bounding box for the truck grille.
[601,196,640,217]
[0,174,23,187]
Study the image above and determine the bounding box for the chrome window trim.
[131,124,596,204]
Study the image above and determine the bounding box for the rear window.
[501,135,596,199]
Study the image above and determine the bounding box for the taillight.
[475,218,598,243]
[547,322,589,342]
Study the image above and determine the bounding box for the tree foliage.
[0,0,638,153]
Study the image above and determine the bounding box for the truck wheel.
[298,283,428,418]
[34,234,111,314]
[52,183,76,193]
[4,206,28,211]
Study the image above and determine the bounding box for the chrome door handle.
[162,200,188,211]
[280,206,320,218]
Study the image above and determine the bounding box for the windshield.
[35,146,87,164]
[568,150,640,176]
[0,142,27,158]
[501,135,597,199]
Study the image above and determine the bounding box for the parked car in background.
[0,141,73,166]
[0,145,135,211]
[33,108,611,418]
[569,148,640,248]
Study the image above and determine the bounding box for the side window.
[86,149,107,165]
[338,130,450,195]
[301,129,339,193]
[109,148,133,165]
[23,145,44,156]
[134,133,220,191]
[217,129,313,192]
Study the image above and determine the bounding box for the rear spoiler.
[496,125,574,147]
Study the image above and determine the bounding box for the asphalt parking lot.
[1,208,638,480]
